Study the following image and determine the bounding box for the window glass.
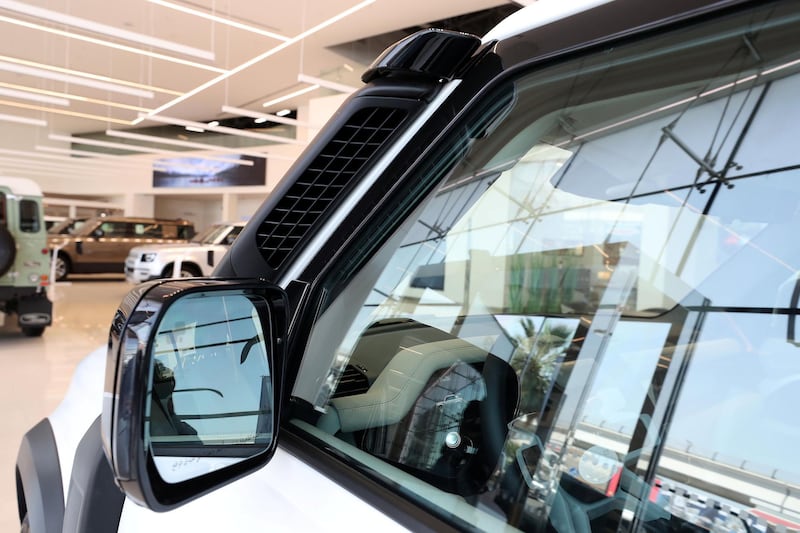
[100,221,133,237]
[160,224,178,239]
[176,225,193,240]
[139,223,163,238]
[18,199,40,233]
[224,226,242,245]
[290,3,800,532]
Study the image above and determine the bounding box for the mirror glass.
[145,289,273,483]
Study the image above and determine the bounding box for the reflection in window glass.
[291,3,800,532]
[148,291,272,449]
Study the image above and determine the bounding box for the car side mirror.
[102,278,288,511]
[92,228,104,238]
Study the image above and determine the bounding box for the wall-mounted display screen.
[153,155,265,188]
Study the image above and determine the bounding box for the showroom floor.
[0,276,131,532]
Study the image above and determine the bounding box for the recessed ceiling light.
[207,121,220,127]
[185,126,205,133]
[221,105,311,128]
[139,114,305,145]
[276,109,291,117]
[254,117,268,124]
[106,129,281,160]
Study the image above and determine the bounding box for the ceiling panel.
[0,0,519,187]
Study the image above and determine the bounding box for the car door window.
[18,199,40,233]
[288,3,800,532]
[100,221,133,237]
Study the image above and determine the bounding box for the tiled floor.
[0,276,132,532]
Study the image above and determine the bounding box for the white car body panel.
[49,347,407,531]
[47,344,107,495]
[482,0,614,43]
[118,447,407,532]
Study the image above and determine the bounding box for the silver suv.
[0,177,52,336]
[125,221,245,283]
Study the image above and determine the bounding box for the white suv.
[17,2,800,532]
[124,222,245,283]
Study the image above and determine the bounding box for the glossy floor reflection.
[0,276,131,532]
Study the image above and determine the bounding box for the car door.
[274,4,800,531]
[78,220,136,269]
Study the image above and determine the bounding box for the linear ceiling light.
[221,105,312,127]
[135,0,375,123]
[0,14,224,73]
[0,98,133,125]
[105,129,296,160]
[35,145,152,167]
[0,167,103,181]
[147,0,289,41]
[137,114,306,145]
[0,82,151,112]
[0,112,45,126]
[0,157,119,174]
[0,148,146,173]
[49,133,256,166]
[261,85,319,109]
[0,86,69,106]
[0,0,214,60]
[0,54,180,95]
[0,146,95,162]
[0,160,130,180]
[0,168,114,183]
[0,60,154,98]
[297,73,358,94]
[0,149,147,178]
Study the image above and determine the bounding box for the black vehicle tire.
[0,225,16,277]
[54,253,69,281]
[21,326,45,337]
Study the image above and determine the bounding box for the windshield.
[191,224,230,244]
[47,218,86,235]
[290,2,800,532]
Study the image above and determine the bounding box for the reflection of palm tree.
[509,321,572,414]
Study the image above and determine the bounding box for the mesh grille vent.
[256,106,409,269]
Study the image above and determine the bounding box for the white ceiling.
[0,0,516,186]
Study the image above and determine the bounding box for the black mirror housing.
[101,278,288,511]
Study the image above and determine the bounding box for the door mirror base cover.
[101,278,288,512]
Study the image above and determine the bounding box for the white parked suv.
[124,221,245,283]
[16,2,800,532]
